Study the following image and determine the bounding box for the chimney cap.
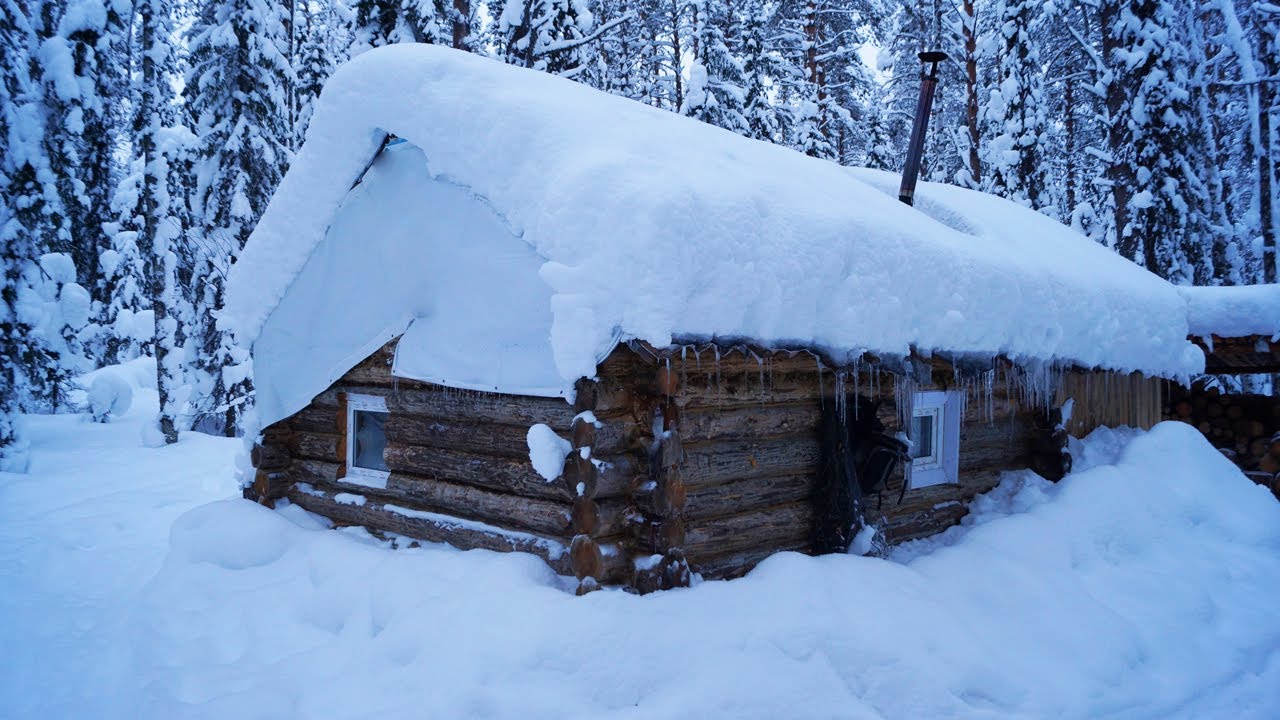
[918,51,948,63]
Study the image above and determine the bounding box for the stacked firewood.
[1166,384,1280,499]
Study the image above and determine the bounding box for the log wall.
[251,340,1101,592]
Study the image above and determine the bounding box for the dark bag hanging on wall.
[813,396,909,555]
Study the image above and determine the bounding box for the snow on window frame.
[908,390,962,489]
[344,393,391,485]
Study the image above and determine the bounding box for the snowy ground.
[2,371,1280,719]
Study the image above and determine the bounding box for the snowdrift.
[134,422,1280,718]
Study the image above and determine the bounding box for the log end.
[570,534,603,580]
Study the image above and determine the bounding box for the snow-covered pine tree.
[738,0,787,143]
[186,0,294,435]
[1209,0,1279,283]
[1097,0,1224,283]
[351,0,448,51]
[863,81,899,170]
[882,0,957,181]
[981,0,1048,210]
[776,0,878,162]
[34,0,132,352]
[680,0,748,135]
[495,0,624,78]
[1,0,37,470]
[294,2,345,146]
[126,0,191,443]
[1185,3,1242,284]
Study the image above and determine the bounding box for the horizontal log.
[391,387,580,429]
[310,385,580,430]
[679,438,822,489]
[290,460,585,537]
[381,414,639,459]
[881,502,971,543]
[680,473,813,522]
[382,443,566,500]
[681,501,814,558]
[688,540,812,581]
[286,486,577,576]
[288,405,343,434]
[881,469,1003,519]
[676,404,821,443]
[382,442,637,501]
[288,431,344,464]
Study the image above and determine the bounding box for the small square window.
[345,393,390,485]
[908,390,961,489]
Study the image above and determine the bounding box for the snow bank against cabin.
[225,45,1202,426]
[1180,283,1280,338]
[134,422,1280,718]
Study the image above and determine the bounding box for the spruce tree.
[128,0,189,442]
[1,0,36,470]
[738,0,787,142]
[681,0,748,135]
[982,0,1048,209]
[295,3,343,145]
[187,0,294,435]
[495,0,622,77]
[34,0,131,341]
[351,0,448,51]
[1098,0,1222,283]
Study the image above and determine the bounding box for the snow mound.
[87,373,133,422]
[526,423,572,482]
[1180,283,1280,338]
[132,421,1280,718]
[225,45,1202,427]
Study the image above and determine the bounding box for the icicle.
[816,355,825,409]
[756,352,765,402]
[713,345,721,397]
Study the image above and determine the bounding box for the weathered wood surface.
[676,404,821,442]
[381,443,636,501]
[379,415,640,459]
[567,535,632,581]
[288,431,344,464]
[678,438,823,488]
[289,460,602,538]
[286,486,582,577]
[677,473,812,522]
[309,384,581,430]
[680,501,814,559]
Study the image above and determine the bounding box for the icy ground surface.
[3,383,1280,718]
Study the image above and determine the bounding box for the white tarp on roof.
[225,44,1203,427]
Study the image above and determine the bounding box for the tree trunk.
[963,0,981,186]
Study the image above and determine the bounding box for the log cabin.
[225,45,1234,593]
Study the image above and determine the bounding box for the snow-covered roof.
[1179,284,1280,339]
[225,44,1204,427]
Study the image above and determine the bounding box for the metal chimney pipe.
[898,51,948,207]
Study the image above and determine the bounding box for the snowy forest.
[2,0,1278,467]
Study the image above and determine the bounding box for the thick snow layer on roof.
[225,45,1202,426]
[1179,284,1280,338]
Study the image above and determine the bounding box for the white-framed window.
[345,393,390,483]
[908,390,962,489]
